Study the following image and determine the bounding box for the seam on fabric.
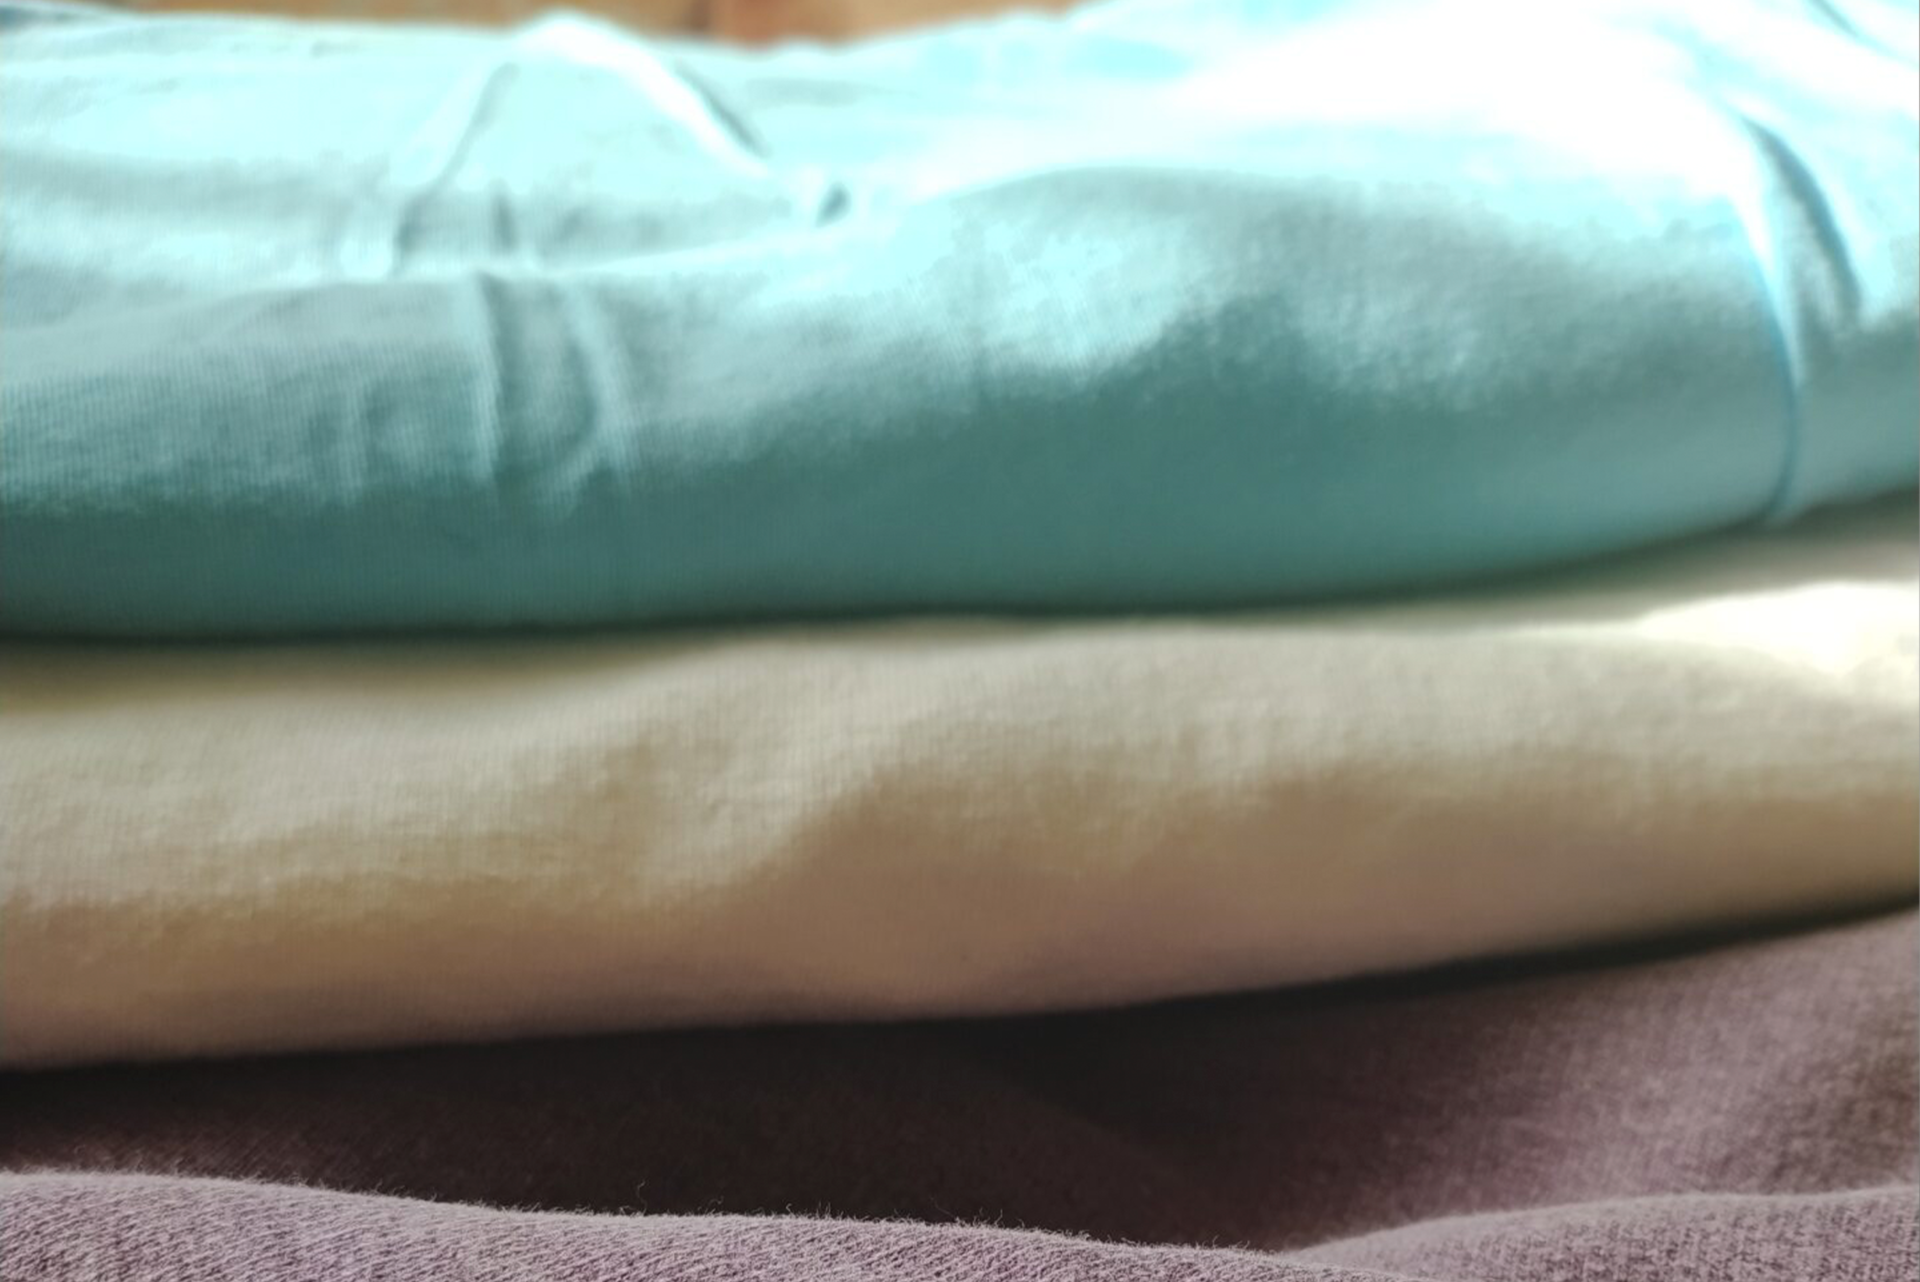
[1717,123,1809,525]
[515,16,853,228]
[516,16,772,180]
[337,52,518,278]
[1732,210,1807,526]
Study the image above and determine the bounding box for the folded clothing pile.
[1,0,1915,1277]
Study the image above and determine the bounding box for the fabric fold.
[4,498,1912,1065]
[4,909,1915,1279]
[5,1176,1912,1282]
[2,0,1915,636]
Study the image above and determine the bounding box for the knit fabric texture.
[4,499,1913,1065]
[4,909,1914,1278]
[2,0,1915,636]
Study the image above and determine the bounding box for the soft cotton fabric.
[2,0,1915,637]
[3,498,1911,1065]
[3,910,1915,1278]
[5,1177,1911,1282]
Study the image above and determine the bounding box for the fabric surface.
[2,1178,1911,1282]
[4,498,1913,1066]
[2,0,1915,637]
[4,909,1914,1278]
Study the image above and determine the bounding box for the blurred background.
[109,0,1077,44]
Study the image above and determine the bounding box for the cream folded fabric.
[3,500,1914,1066]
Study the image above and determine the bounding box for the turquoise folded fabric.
[2,0,1913,636]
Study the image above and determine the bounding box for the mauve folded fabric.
[3,910,1914,1278]
[2,1178,1911,1282]
[2,0,1915,637]
[3,500,1913,1066]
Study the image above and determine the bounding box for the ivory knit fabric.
[2,498,1913,1065]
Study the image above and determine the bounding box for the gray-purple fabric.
[3,909,1915,1280]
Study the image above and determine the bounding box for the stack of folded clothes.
[2,0,1915,1277]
